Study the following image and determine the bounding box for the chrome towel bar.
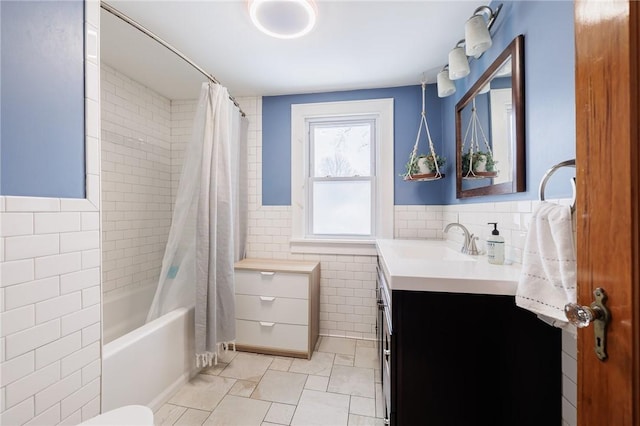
[538,159,576,212]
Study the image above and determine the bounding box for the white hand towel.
[516,202,577,328]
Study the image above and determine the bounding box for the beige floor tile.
[374,383,385,419]
[289,351,334,377]
[220,352,274,382]
[269,357,293,372]
[203,395,270,426]
[349,396,375,417]
[201,362,228,376]
[291,390,350,426]
[229,380,257,397]
[261,423,282,426]
[348,414,385,425]
[174,409,210,426]
[154,403,186,426]
[264,402,296,425]
[374,369,381,384]
[252,370,307,405]
[168,374,236,411]
[334,354,355,367]
[356,340,375,349]
[304,375,329,392]
[327,365,375,398]
[317,337,356,356]
[218,348,238,363]
[354,347,378,369]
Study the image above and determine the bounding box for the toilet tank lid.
[80,405,154,426]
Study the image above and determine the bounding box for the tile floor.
[154,337,385,426]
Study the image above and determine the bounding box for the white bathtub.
[102,288,197,412]
[103,285,156,344]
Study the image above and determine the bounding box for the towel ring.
[538,159,576,212]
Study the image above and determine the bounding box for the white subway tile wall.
[100,64,173,299]
[0,3,101,424]
[169,100,198,202]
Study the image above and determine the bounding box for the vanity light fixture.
[465,5,502,58]
[437,65,456,98]
[435,4,502,98]
[248,0,317,39]
[448,40,470,80]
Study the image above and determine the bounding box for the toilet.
[80,405,154,425]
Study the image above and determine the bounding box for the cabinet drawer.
[236,319,308,352]
[236,294,308,325]
[235,270,309,299]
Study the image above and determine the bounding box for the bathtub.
[102,287,197,412]
[103,285,156,344]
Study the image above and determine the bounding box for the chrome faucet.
[443,222,480,255]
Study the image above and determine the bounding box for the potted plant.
[461,151,497,178]
[403,154,446,180]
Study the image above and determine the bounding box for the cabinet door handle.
[259,321,275,327]
[259,296,276,302]
[260,271,275,276]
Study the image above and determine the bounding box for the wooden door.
[574,1,639,425]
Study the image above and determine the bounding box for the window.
[291,99,394,255]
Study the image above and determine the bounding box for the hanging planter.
[461,151,498,179]
[402,81,446,182]
[404,154,447,180]
[461,98,499,180]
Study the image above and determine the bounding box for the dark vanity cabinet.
[377,267,562,426]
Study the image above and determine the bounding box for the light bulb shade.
[465,14,492,57]
[448,47,470,80]
[437,70,456,98]
[478,82,490,94]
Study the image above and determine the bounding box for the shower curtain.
[146,82,248,366]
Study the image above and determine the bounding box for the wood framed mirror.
[456,34,525,198]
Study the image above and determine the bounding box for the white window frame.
[291,99,394,255]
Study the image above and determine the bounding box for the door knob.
[564,287,611,361]
[564,303,603,328]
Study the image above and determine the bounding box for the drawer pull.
[259,321,275,327]
[260,271,276,276]
[259,296,276,302]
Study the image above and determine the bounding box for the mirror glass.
[456,35,525,198]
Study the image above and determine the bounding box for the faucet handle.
[466,235,480,255]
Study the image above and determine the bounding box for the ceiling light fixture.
[249,0,317,40]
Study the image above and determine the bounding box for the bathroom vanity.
[376,239,561,426]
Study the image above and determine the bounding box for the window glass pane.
[312,122,372,177]
[312,181,371,236]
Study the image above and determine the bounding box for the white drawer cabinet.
[234,259,320,359]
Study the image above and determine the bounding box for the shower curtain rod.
[100,1,246,117]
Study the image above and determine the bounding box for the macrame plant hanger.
[461,97,498,179]
[403,80,445,181]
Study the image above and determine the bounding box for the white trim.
[289,238,378,256]
[291,98,394,255]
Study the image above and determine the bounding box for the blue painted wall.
[262,85,447,205]
[441,0,576,204]
[261,1,575,206]
[1,0,85,198]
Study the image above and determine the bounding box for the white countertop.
[376,239,521,296]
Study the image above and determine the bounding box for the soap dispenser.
[487,222,505,265]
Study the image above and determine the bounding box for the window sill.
[290,238,378,256]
